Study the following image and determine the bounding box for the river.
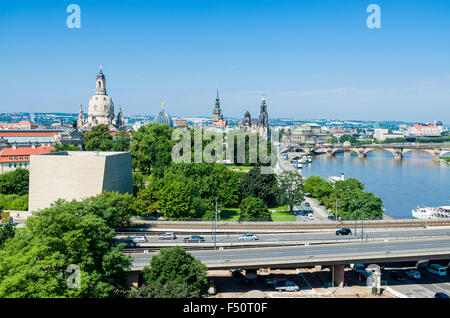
[300,151,450,219]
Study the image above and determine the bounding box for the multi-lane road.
[131,237,450,270]
[120,228,450,245]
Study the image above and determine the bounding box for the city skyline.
[1,0,450,123]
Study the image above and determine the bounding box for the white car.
[238,233,259,241]
[308,213,314,220]
[405,269,421,280]
[131,235,148,243]
[159,232,177,240]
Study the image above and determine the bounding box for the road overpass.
[126,237,450,288]
[282,143,450,160]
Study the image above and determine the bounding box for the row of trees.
[304,175,384,220]
[132,163,305,221]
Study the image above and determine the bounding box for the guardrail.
[129,218,450,230]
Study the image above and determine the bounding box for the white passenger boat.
[412,206,450,219]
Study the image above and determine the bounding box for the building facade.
[0,145,54,174]
[28,151,133,212]
[238,96,269,138]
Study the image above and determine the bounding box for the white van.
[427,264,447,277]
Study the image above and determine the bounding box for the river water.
[300,151,450,219]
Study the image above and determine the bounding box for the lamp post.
[361,205,364,241]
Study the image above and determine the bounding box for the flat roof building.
[29,151,132,212]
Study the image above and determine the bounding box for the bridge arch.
[401,148,435,159]
[363,148,396,158]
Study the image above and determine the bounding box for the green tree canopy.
[157,181,195,220]
[140,246,208,298]
[130,123,175,176]
[277,171,305,212]
[0,168,29,196]
[84,124,114,151]
[239,196,271,221]
[0,193,132,298]
[239,167,278,207]
[0,222,15,248]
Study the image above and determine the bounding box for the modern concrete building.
[28,151,133,212]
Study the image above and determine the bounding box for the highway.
[119,228,450,245]
[130,237,450,270]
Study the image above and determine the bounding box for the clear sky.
[1,0,450,123]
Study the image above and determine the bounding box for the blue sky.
[1,0,450,123]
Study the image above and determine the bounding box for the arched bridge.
[282,143,450,160]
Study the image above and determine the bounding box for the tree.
[0,194,28,211]
[157,181,194,220]
[84,124,114,151]
[164,162,242,209]
[239,167,278,207]
[277,171,305,212]
[112,132,131,152]
[0,222,15,248]
[130,281,196,298]
[130,123,175,176]
[304,175,332,203]
[0,193,132,298]
[140,246,208,298]
[52,143,82,152]
[239,196,271,221]
[0,168,29,196]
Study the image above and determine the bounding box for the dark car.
[390,270,406,282]
[183,235,205,243]
[434,292,449,298]
[336,228,352,236]
[230,269,243,278]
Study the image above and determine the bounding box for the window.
[9,163,11,168]
[14,163,17,168]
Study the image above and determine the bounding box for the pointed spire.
[99,64,103,73]
[161,101,165,110]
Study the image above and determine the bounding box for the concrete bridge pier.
[393,151,403,160]
[332,265,345,288]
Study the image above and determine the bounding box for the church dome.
[154,102,173,127]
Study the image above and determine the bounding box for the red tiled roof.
[0,132,59,137]
[110,132,132,136]
[0,146,54,162]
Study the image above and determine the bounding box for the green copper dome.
[154,101,173,127]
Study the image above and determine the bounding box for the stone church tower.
[87,66,115,126]
[77,67,125,131]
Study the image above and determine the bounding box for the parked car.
[131,235,148,243]
[159,232,177,240]
[275,281,299,292]
[305,202,310,207]
[427,264,447,277]
[405,269,421,280]
[266,275,286,286]
[434,292,449,298]
[390,270,406,282]
[183,235,205,243]
[230,269,243,278]
[336,228,352,236]
[308,213,314,220]
[238,233,259,241]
